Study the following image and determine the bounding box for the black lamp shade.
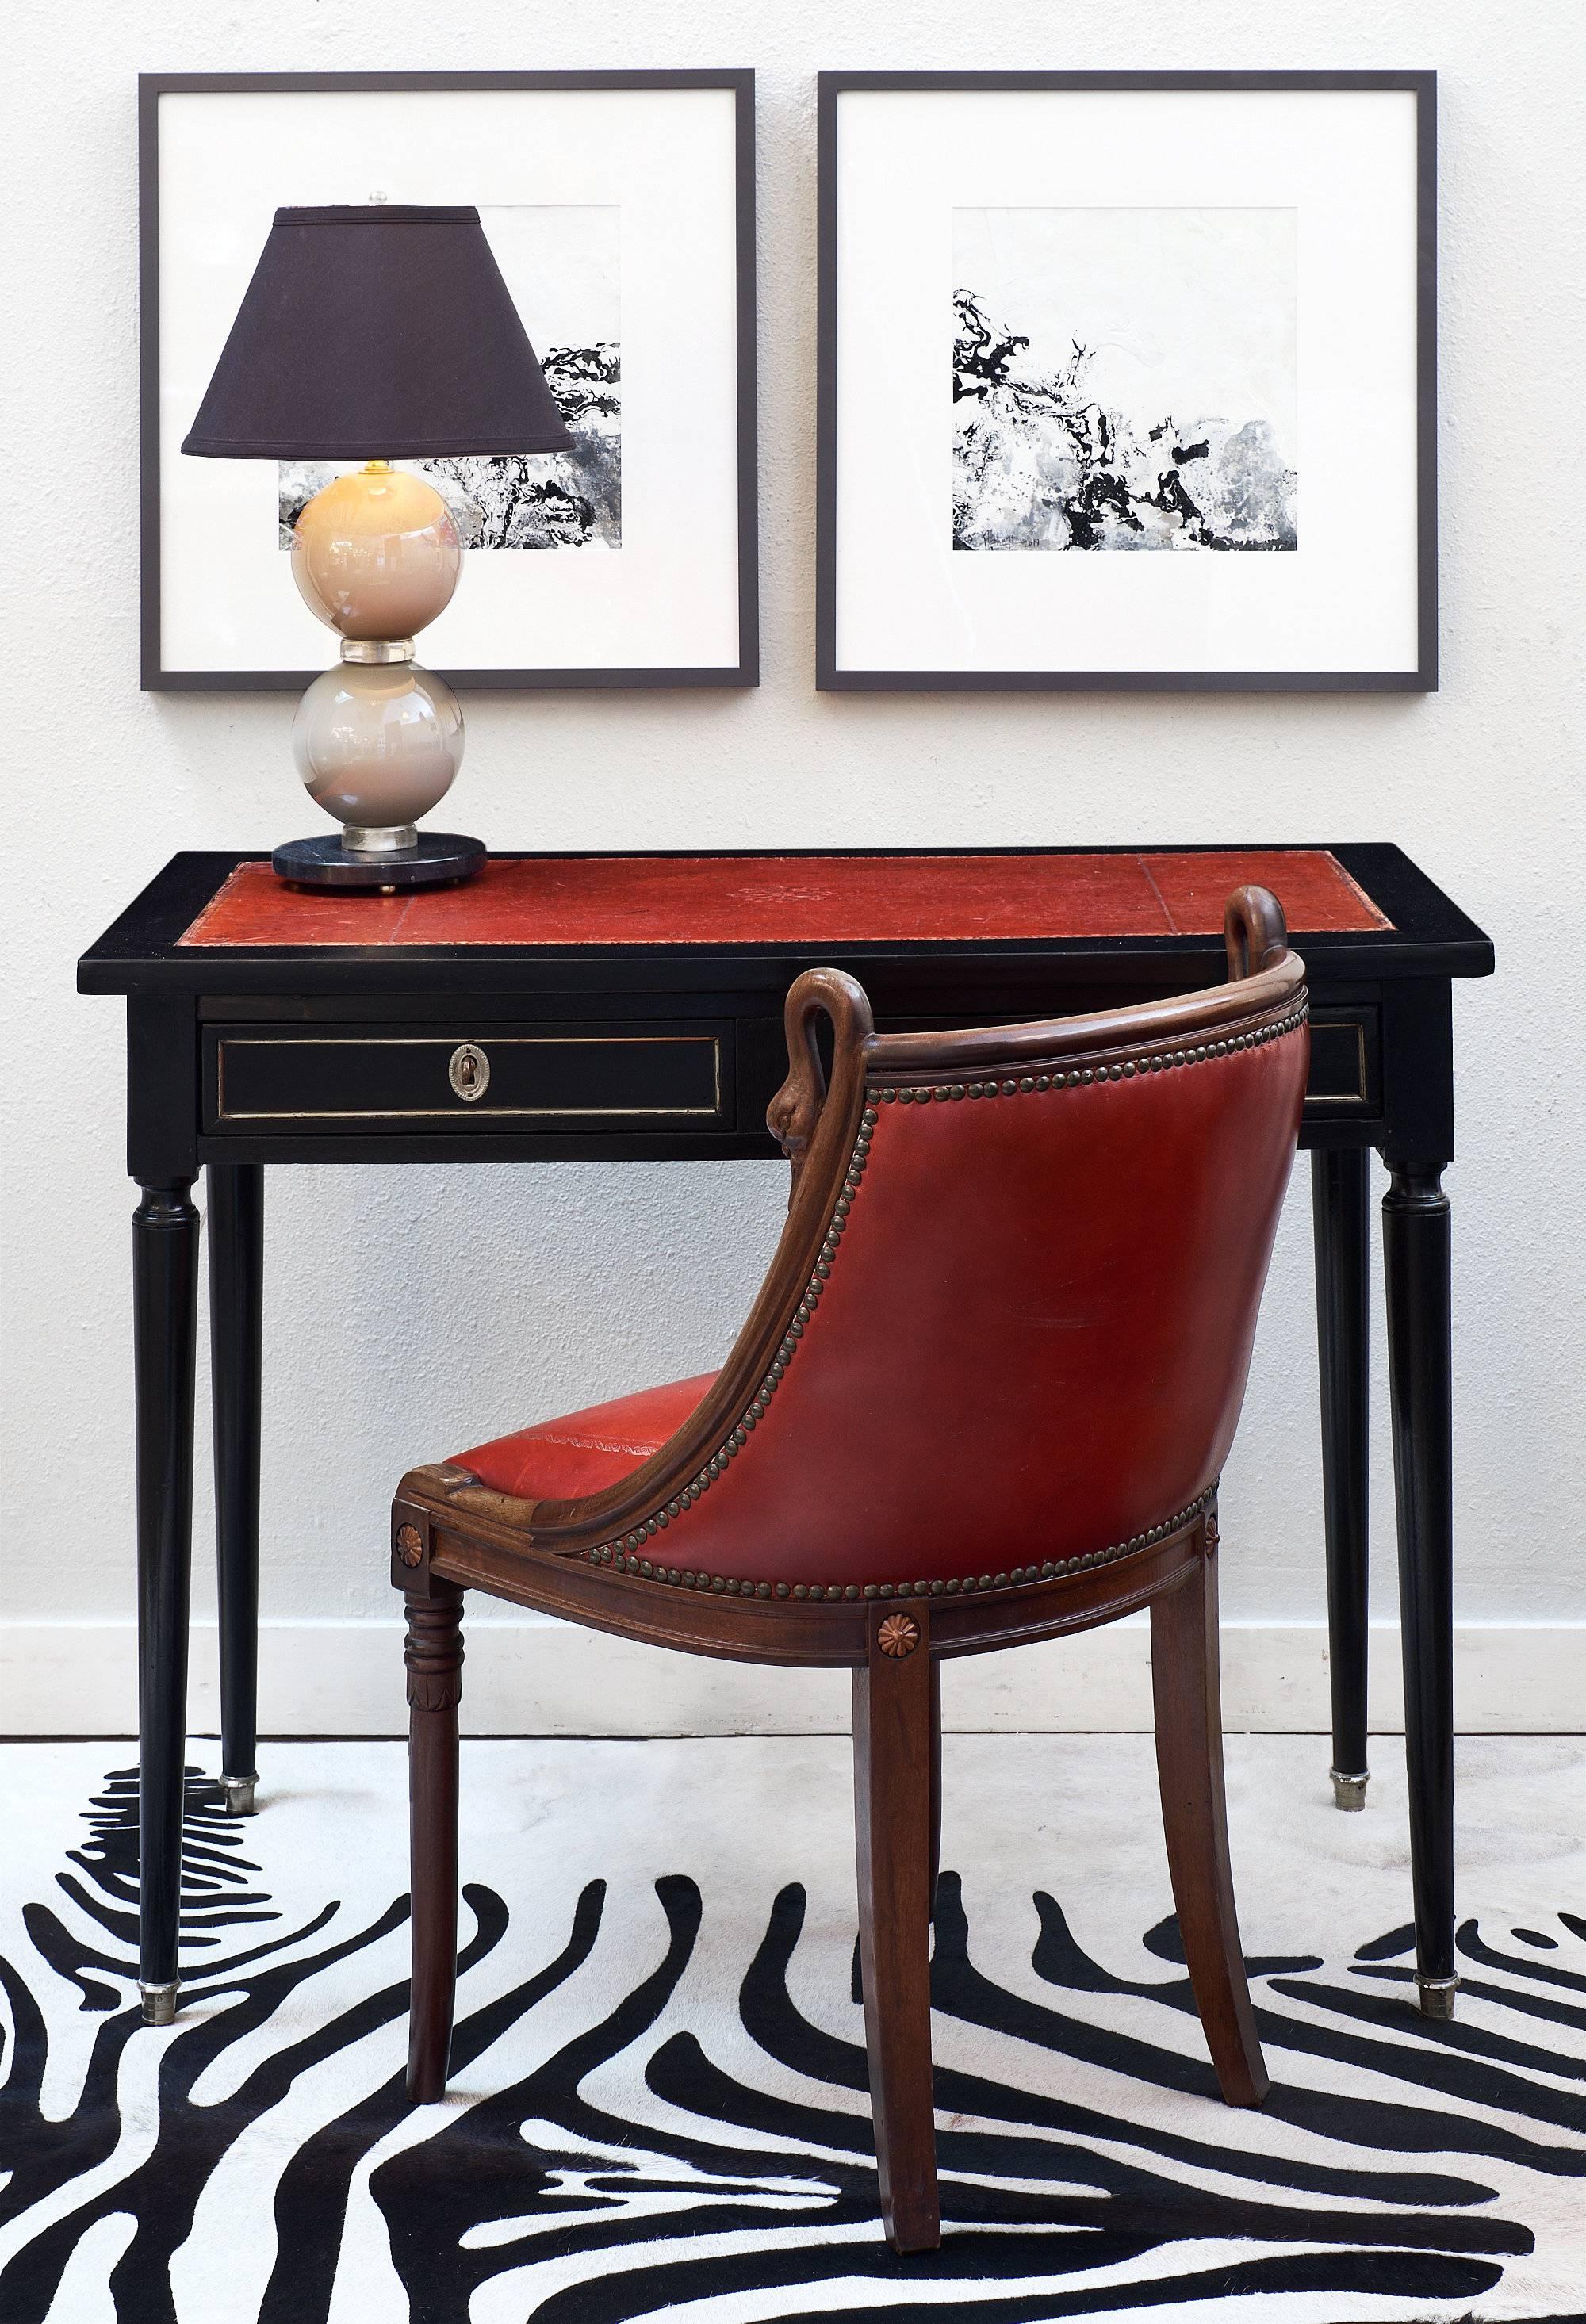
[181,205,574,461]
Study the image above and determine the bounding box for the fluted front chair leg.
[852,1603,940,2254]
[405,1581,465,2104]
[1150,1518,1269,2107]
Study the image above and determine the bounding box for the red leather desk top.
[178,849,1389,950]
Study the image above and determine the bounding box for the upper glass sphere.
[291,465,462,641]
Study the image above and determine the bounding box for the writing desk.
[80,844,1493,2024]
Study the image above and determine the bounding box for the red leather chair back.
[649,891,1308,1594]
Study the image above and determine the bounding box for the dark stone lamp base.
[271,833,486,891]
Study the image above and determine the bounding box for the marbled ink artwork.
[280,205,621,552]
[953,208,1297,553]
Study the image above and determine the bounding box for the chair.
[389,883,1309,2253]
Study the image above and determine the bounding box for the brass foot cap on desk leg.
[1330,1768,1370,1812]
[1416,1975,1458,2021]
[220,1774,259,1817]
[140,1979,179,2027]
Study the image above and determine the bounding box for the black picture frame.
[139,70,759,694]
[815,69,1437,695]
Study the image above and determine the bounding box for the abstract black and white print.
[953,208,1298,554]
[279,205,622,553]
[1,1736,1583,2323]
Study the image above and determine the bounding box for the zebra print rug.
[1,1734,1582,2322]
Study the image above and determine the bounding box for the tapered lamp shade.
[181,205,573,460]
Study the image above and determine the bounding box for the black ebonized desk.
[79,844,1493,2026]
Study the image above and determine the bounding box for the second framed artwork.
[817,71,1436,691]
[141,71,757,690]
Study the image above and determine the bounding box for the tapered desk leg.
[1312,1149,1371,1811]
[1382,1162,1457,2020]
[134,1178,201,2025]
[209,1164,263,1817]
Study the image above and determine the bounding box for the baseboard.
[3,1618,1581,1738]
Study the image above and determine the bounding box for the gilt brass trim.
[1301,1019,1370,1111]
[213,1033,724,1123]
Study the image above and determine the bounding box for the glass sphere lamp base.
[276,459,481,890]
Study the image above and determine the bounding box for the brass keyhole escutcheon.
[449,1042,490,1103]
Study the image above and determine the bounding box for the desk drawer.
[205,1023,731,1133]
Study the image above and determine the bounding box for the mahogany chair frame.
[391,888,1306,2253]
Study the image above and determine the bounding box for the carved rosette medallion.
[877,1612,921,1657]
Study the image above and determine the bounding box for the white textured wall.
[3,4,1584,1724]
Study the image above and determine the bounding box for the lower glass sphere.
[290,660,465,838]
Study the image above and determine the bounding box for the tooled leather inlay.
[178,852,1389,948]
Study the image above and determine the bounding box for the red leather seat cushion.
[453,1373,718,1503]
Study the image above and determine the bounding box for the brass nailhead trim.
[579,1009,1298,1594]
[591,1483,1216,1602]
[869,1005,1307,1108]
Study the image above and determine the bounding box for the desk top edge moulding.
[79,846,1495,992]
[815,70,1435,692]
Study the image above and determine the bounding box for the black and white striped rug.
[1,1734,1582,2322]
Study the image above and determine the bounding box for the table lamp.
[182,205,573,888]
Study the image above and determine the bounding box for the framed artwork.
[140,71,757,691]
[816,71,1436,693]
